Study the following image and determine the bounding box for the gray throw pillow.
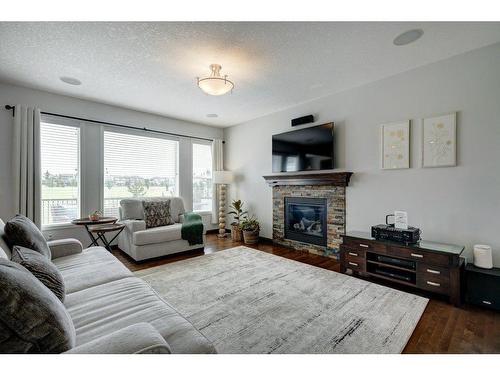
[11,246,65,302]
[4,214,51,259]
[142,200,175,228]
[0,259,75,353]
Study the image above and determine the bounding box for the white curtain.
[12,105,42,227]
[211,139,224,224]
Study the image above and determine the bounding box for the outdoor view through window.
[41,121,80,226]
[192,142,213,212]
[104,131,179,217]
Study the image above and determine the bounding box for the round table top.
[71,216,117,225]
[87,223,125,233]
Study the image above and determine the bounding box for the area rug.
[136,246,428,354]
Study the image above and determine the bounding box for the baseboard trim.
[259,236,273,244]
[206,228,231,234]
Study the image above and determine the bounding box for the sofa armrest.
[64,323,171,354]
[121,219,147,234]
[48,238,83,260]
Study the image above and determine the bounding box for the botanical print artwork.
[381,121,410,169]
[422,113,456,167]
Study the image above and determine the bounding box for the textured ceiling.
[1,22,500,127]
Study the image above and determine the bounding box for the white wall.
[0,82,223,243]
[224,43,500,265]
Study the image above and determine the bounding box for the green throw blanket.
[181,212,204,246]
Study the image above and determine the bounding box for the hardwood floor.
[111,233,500,354]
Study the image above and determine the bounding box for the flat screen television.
[272,123,334,173]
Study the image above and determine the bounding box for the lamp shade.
[213,170,234,184]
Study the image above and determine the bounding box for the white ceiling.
[1,22,500,127]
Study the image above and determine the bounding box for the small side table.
[465,264,500,310]
[71,217,118,249]
[87,223,125,252]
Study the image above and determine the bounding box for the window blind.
[192,142,213,212]
[103,131,179,217]
[40,122,80,225]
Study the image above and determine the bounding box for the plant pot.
[89,213,101,221]
[243,229,259,244]
[231,224,243,242]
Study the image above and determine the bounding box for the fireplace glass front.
[284,197,327,246]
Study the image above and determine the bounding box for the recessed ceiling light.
[60,76,82,85]
[206,113,218,118]
[393,29,424,46]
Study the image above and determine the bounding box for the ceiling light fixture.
[197,64,234,96]
[206,113,218,118]
[393,29,424,46]
[60,76,82,85]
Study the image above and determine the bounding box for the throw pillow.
[11,246,65,302]
[4,214,51,259]
[0,258,75,353]
[142,200,175,228]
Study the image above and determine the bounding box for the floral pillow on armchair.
[142,200,175,228]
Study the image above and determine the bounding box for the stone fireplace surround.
[264,171,352,259]
[273,184,346,258]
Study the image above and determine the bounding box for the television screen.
[272,123,334,173]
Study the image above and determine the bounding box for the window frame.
[40,117,83,230]
[100,126,180,217]
[191,139,213,214]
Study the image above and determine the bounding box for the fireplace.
[265,171,351,259]
[284,197,327,246]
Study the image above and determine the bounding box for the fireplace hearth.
[285,197,327,246]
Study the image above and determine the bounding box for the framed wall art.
[380,120,410,169]
[422,112,456,167]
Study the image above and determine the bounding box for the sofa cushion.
[0,219,11,259]
[65,323,172,354]
[52,247,133,294]
[64,277,216,354]
[133,223,183,246]
[11,246,66,302]
[4,214,51,259]
[169,197,186,222]
[142,200,175,228]
[120,199,145,220]
[0,258,75,353]
[120,197,186,222]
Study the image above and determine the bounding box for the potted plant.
[240,216,260,244]
[89,210,102,221]
[228,199,247,242]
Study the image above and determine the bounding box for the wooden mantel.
[263,170,353,187]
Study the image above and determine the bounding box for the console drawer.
[343,252,365,272]
[343,248,365,259]
[388,246,451,266]
[343,238,387,253]
[417,263,450,278]
[417,274,450,295]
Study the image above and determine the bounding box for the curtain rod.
[4,105,222,143]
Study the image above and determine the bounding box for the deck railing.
[42,197,123,224]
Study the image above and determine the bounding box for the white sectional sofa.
[118,197,205,261]
[0,218,216,354]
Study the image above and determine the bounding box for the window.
[40,121,81,226]
[103,131,179,217]
[192,142,213,212]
